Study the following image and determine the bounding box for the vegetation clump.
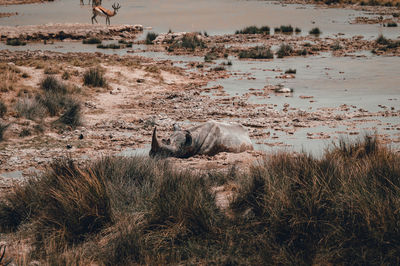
[276,43,293,58]
[82,37,102,44]
[235,25,270,34]
[83,67,107,87]
[309,27,322,35]
[168,33,206,51]
[145,32,158,44]
[238,46,274,59]
[387,22,398,27]
[40,76,67,94]
[96,43,121,49]
[285,68,297,74]
[56,102,82,129]
[274,25,294,33]
[0,137,399,264]
[0,122,10,141]
[0,101,7,118]
[6,38,26,46]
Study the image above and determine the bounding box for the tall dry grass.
[0,136,399,264]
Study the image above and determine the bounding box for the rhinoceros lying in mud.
[149,121,254,158]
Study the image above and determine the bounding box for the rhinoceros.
[149,121,254,158]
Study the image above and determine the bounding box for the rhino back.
[192,121,253,156]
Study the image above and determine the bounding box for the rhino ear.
[151,127,160,152]
[184,130,192,146]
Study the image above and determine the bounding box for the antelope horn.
[151,127,160,152]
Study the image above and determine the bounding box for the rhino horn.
[151,127,160,152]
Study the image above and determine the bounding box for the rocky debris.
[153,32,205,45]
[0,23,143,42]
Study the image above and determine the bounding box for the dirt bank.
[0,23,143,42]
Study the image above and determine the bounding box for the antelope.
[92,3,121,25]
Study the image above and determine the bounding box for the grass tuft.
[0,122,10,141]
[276,43,293,58]
[56,101,82,129]
[6,38,26,46]
[83,67,107,87]
[239,46,274,59]
[309,27,322,35]
[40,76,67,94]
[235,25,270,34]
[0,100,7,118]
[145,32,158,44]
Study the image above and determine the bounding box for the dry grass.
[0,137,399,264]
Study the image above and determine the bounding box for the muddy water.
[1,0,399,38]
[211,53,400,113]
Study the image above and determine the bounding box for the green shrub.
[96,43,121,49]
[239,46,274,59]
[83,67,107,87]
[40,76,67,94]
[57,101,82,129]
[15,97,47,120]
[6,38,26,46]
[145,32,158,44]
[235,25,270,34]
[309,27,322,35]
[285,68,296,74]
[387,22,398,27]
[276,43,293,58]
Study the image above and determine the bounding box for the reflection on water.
[0,0,398,38]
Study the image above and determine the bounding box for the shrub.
[43,66,59,75]
[96,43,121,49]
[285,68,296,74]
[83,67,107,87]
[15,97,47,120]
[279,25,294,33]
[376,34,391,46]
[40,76,67,94]
[19,128,32,137]
[145,32,158,44]
[276,43,293,58]
[82,37,102,44]
[0,159,112,249]
[204,52,218,62]
[295,27,301,33]
[331,41,342,50]
[37,91,74,116]
[239,46,274,59]
[62,71,70,80]
[56,101,82,129]
[309,27,322,35]
[6,38,26,46]
[235,25,270,34]
[0,122,10,141]
[387,22,398,27]
[0,101,7,118]
[230,135,400,265]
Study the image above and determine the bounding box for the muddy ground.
[0,44,399,185]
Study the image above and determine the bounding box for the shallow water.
[1,0,399,38]
[210,53,400,113]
